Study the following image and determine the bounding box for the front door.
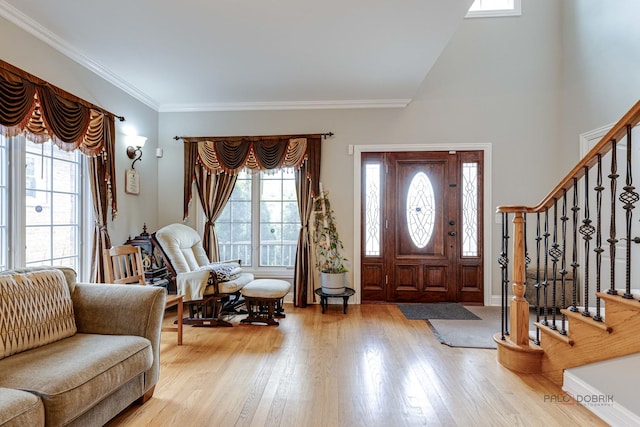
[361,151,484,303]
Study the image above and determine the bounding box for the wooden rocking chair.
[151,223,253,327]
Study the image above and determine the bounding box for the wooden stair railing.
[494,100,640,384]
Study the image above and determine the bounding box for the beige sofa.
[0,266,166,426]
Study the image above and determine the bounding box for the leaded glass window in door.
[406,172,435,249]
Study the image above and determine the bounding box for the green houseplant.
[313,190,348,294]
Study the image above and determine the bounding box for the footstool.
[240,279,291,325]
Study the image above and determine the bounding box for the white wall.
[158,0,563,300]
[0,16,160,245]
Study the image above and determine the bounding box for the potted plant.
[313,189,348,294]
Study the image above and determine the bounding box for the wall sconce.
[126,136,147,169]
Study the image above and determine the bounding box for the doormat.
[397,302,481,320]
[426,306,537,349]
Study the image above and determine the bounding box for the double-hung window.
[0,134,88,277]
[214,169,300,276]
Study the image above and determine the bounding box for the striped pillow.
[0,269,77,359]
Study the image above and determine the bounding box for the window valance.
[183,136,310,175]
[181,134,323,221]
[0,59,119,156]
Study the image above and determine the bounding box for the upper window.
[466,0,521,18]
[215,169,300,273]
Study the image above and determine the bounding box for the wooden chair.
[103,245,146,285]
[103,244,184,345]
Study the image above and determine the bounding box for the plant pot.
[320,271,346,295]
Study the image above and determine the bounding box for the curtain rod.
[173,132,334,141]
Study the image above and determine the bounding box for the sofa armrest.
[72,283,166,392]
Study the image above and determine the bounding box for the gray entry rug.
[397,302,481,320]
[426,306,515,349]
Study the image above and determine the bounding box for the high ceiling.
[0,0,473,112]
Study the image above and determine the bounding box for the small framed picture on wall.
[125,168,140,195]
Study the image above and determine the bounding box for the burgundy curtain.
[194,165,238,261]
[183,134,323,306]
[293,137,321,306]
[0,60,119,281]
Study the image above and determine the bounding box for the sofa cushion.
[0,387,44,427]
[0,269,76,359]
[0,333,152,426]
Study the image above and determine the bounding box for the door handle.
[448,231,456,236]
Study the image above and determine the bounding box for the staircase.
[494,100,640,424]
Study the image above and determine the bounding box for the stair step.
[561,308,612,333]
[535,322,574,346]
[564,353,640,427]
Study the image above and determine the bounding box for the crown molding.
[0,0,160,111]
[158,98,412,113]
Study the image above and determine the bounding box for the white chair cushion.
[155,224,210,273]
[241,279,291,299]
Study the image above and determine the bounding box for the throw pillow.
[0,269,77,359]
[198,261,242,282]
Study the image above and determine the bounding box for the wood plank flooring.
[107,303,607,427]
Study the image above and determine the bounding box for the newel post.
[510,211,530,345]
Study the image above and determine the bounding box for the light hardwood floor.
[107,303,607,427]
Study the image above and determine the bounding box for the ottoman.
[240,279,291,325]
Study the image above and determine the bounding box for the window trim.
[465,0,521,18]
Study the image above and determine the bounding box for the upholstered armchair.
[151,223,253,327]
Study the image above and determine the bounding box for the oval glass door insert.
[406,172,435,248]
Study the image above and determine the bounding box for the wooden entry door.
[361,151,484,303]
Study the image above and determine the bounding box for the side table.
[315,287,355,314]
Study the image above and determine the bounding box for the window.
[0,136,7,271]
[1,135,87,275]
[466,0,521,18]
[215,169,300,274]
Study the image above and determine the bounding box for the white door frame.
[352,143,493,305]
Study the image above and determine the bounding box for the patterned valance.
[0,60,117,156]
[182,134,322,220]
[185,136,308,175]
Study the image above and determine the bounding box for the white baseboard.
[563,371,640,427]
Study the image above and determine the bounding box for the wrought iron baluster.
[549,198,562,330]
[620,125,638,299]
[570,179,580,312]
[560,190,568,334]
[594,155,604,321]
[579,167,594,317]
[542,210,550,325]
[607,139,619,295]
[524,213,531,270]
[498,212,510,339]
[534,212,542,344]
